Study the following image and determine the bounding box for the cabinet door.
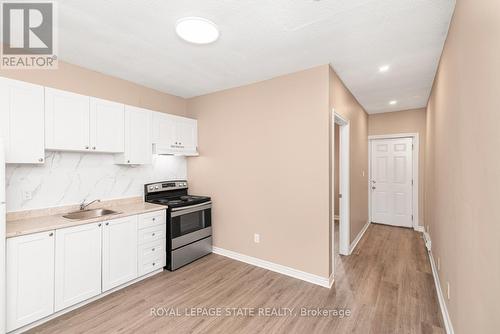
[116,106,152,165]
[54,223,102,312]
[153,112,177,152]
[0,78,45,164]
[45,87,90,152]
[90,97,125,153]
[177,118,198,153]
[102,216,138,291]
[6,231,55,332]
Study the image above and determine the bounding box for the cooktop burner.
[144,181,211,209]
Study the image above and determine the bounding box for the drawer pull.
[152,262,156,266]
[152,218,156,221]
[152,233,155,236]
[152,248,155,251]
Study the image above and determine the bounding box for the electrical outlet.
[447,282,451,300]
[254,233,260,244]
[22,191,32,201]
[437,257,441,271]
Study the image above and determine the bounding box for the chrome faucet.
[80,199,101,211]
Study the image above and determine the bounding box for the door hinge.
[411,215,414,221]
[411,179,414,186]
[339,194,342,199]
[412,144,414,150]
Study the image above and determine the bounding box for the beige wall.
[0,61,187,116]
[187,65,331,277]
[425,0,500,333]
[330,68,369,243]
[368,108,426,226]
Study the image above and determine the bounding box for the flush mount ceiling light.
[175,17,219,45]
[389,100,398,105]
[379,65,390,72]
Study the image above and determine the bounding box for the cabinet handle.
[152,233,155,236]
[127,160,130,163]
[38,158,44,162]
[152,218,155,221]
[98,223,102,227]
[152,248,155,251]
[85,146,89,150]
[152,262,156,266]
[49,232,53,237]
[105,222,109,226]
[92,147,96,150]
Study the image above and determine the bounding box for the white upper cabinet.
[0,77,45,164]
[90,97,125,153]
[152,112,198,156]
[115,106,152,165]
[45,87,90,152]
[45,88,126,153]
[54,223,102,312]
[6,230,55,332]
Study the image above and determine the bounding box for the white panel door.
[54,223,102,312]
[90,97,125,153]
[0,78,45,164]
[6,231,55,332]
[371,138,413,228]
[45,87,90,152]
[102,216,138,291]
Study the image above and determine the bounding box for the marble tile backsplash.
[5,151,187,212]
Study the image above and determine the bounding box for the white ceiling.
[54,0,455,114]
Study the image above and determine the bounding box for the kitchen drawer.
[138,252,166,276]
[137,210,165,230]
[138,224,166,245]
[138,239,165,262]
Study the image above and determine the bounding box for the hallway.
[29,224,443,334]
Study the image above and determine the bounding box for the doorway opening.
[368,134,419,230]
[331,111,350,281]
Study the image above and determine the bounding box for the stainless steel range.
[144,181,212,270]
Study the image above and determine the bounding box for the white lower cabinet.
[137,210,166,277]
[102,216,138,291]
[6,211,164,331]
[6,231,55,332]
[54,223,102,312]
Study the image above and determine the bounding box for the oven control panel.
[146,181,188,193]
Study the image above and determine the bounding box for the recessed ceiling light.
[175,17,219,45]
[379,65,390,72]
[389,100,398,105]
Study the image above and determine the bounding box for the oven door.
[170,202,212,249]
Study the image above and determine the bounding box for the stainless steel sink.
[63,208,121,220]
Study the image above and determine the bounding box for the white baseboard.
[212,246,331,288]
[414,225,425,233]
[328,272,335,289]
[349,220,371,254]
[425,235,454,334]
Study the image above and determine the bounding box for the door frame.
[331,111,350,262]
[368,133,419,230]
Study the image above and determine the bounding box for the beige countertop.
[6,197,167,238]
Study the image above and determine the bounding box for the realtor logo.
[1,1,58,69]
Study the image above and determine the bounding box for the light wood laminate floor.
[29,224,444,334]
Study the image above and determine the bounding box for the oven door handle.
[171,201,212,216]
